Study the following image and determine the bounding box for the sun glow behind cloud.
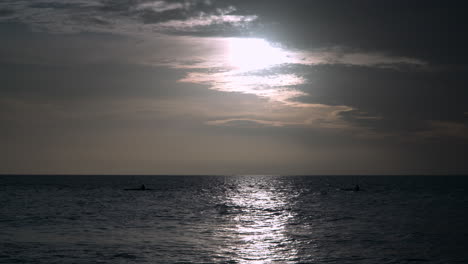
[173,37,369,130]
[228,38,292,72]
[179,37,311,107]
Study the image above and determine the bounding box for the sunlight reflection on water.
[2,176,468,263]
[219,178,299,263]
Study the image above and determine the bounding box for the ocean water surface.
[1,175,467,263]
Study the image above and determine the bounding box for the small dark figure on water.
[140,184,146,190]
[354,184,360,192]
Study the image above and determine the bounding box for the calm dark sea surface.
[1,175,467,264]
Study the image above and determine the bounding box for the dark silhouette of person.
[354,184,360,192]
[140,184,146,190]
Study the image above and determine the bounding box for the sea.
[1,175,467,264]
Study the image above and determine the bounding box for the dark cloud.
[288,64,468,134]
[139,8,186,24]
[0,8,14,17]
[97,0,241,24]
[2,0,467,65]
[118,0,468,64]
[241,0,468,65]
[28,2,83,9]
[1,0,468,174]
[0,0,258,35]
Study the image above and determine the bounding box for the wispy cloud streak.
[0,0,257,35]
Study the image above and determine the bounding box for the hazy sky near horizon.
[1,0,467,174]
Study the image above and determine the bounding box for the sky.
[1,0,467,175]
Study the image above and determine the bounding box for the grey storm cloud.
[0,0,258,35]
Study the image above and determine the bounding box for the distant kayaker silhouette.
[340,184,360,192]
[354,184,360,192]
[124,184,151,191]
